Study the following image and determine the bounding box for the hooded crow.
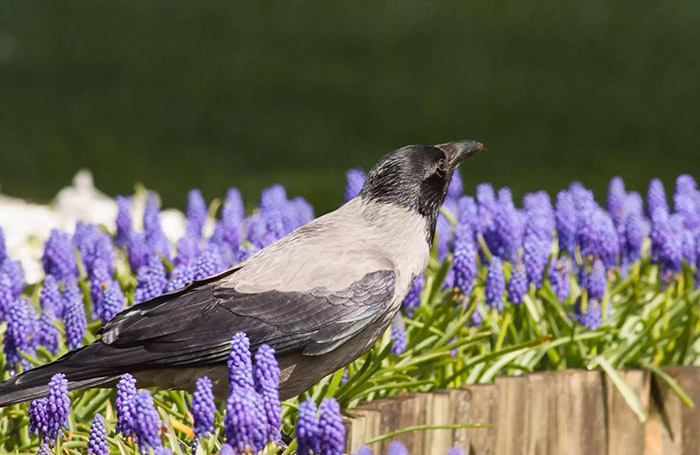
[0,140,483,406]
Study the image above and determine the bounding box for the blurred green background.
[0,0,698,214]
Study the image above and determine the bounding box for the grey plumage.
[0,140,482,406]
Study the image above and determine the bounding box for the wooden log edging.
[342,367,700,455]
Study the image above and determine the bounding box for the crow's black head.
[359,140,483,240]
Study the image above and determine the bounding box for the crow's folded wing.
[96,269,396,372]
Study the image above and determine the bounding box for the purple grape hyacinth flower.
[548,259,570,301]
[42,229,78,281]
[508,261,529,305]
[574,298,602,330]
[319,398,345,455]
[38,444,52,455]
[29,398,48,440]
[186,189,208,237]
[578,208,619,269]
[127,231,150,272]
[401,274,424,314]
[493,191,523,261]
[191,242,225,280]
[453,222,477,299]
[101,279,125,324]
[297,399,320,455]
[622,212,647,264]
[115,195,133,246]
[447,168,463,200]
[63,281,86,349]
[0,227,5,263]
[228,333,254,391]
[45,373,70,441]
[224,385,267,453]
[390,314,407,355]
[254,345,282,442]
[587,259,607,301]
[607,177,626,225]
[387,441,409,455]
[132,391,162,453]
[523,222,551,289]
[116,373,137,435]
[0,274,13,321]
[647,178,669,219]
[555,190,577,255]
[40,274,63,318]
[36,304,60,354]
[165,264,195,292]
[133,255,167,304]
[88,414,109,455]
[485,258,505,311]
[143,193,171,260]
[4,298,36,371]
[192,377,216,438]
[175,228,200,267]
[345,168,366,202]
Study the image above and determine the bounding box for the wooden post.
[462,383,498,454]
[606,369,650,455]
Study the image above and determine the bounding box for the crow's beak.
[436,140,484,169]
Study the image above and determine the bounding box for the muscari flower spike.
[387,441,409,455]
[165,264,195,293]
[447,168,463,200]
[1,256,24,297]
[63,281,86,349]
[647,178,669,219]
[132,391,163,454]
[345,168,366,202]
[574,298,602,330]
[296,399,320,455]
[36,303,60,355]
[175,228,200,267]
[224,385,267,453]
[133,255,167,304]
[508,261,528,305]
[254,345,282,443]
[493,189,522,261]
[622,212,647,264]
[116,373,137,435]
[228,332,254,390]
[41,275,64,316]
[38,444,52,455]
[607,176,627,225]
[555,190,577,255]
[143,193,171,260]
[319,398,346,455]
[587,259,607,302]
[0,226,5,263]
[101,279,125,324]
[192,376,216,438]
[452,222,477,300]
[4,297,36,371]
[390,314,407,355]
[88,413,109,455]
[42,229,78,281]
[191,242,226,281]
[485,258,505,311]
[115,195,133,246]
[548,258,570,302]
[186,189,208,237]
[401,274,424,315]
[44,373,71,442]
[523,222,550,289]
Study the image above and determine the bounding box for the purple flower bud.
[132,391,162,453]
[453,223,477,299]
[290,197,315,228]
[42,230,78,281]
[390,314,407,355]
[254,345,282,442]
[89,259,112,316]
[88,414,108,455]
[36,304,60,354]
[192,376,216,438]
[587,259,606,301]
[127,232,150,272]
[186,189,208,237]
[457,195,479,233]
[116,374,137,435]
[4,298,35,370]
[29,399,48,439]
[0,257,24,297]
[622,212,647,264]
[607,177,626,225]
[133,255,167,304]
[578,208,619,268]
[319,398,345,455]
[224,385,267,453]
[387,441,409,455]
[507,261,528,305]
[40,275,63,318]
[401,274,424,314]
[555,191,577,255]
[221,188,245,253]
[38,444,52,455]
[115,196,133,246]
[63,281,86,349]
[345,168,366,202]
[260,185,287,212]
[297,399,320,455]
[548,259,570,301]
[175,228,200,267]
[45,373,70,441]
[245,214,269,250]
[143,193,171,261]
[101,279,125,324]
[476,184,498,251]
[165,264,195,292]
[0,274,12,321]
[191,243,225,281]
[228,333,254,391]
[523,224,550,289]
[647,178,669,219]
[485,258,505,311]
[574,298,602,330]
[493,191,523,261]
[447,168,463,200]
[652,214,685,278]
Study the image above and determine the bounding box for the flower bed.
[0,169,698,455]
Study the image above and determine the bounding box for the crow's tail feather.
[0,345,119,407]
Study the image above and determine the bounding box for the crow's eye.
[436,159,448,175]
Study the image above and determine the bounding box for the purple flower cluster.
[28,373,70,442]
[191,376,216,438]
[390,314,408,355]
[296,397,346,455]
[115,373,137,435]
[87,414,109,455]
[224,332,281,452]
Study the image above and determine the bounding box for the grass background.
[0,0,699,213]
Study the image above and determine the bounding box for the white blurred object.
[0,170,185,284]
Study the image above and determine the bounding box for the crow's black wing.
[86,269,396,376]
